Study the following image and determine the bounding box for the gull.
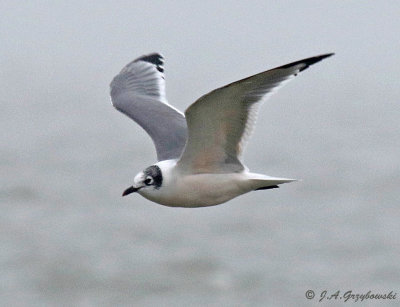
[110,52,333,207]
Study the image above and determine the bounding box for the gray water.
[1,1,400,306]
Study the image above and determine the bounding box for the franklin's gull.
[110,52,333,207]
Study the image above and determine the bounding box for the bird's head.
[122,165,163,197]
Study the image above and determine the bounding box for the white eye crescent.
[144,176,154,186]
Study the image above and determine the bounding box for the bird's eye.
[144,177,154,186]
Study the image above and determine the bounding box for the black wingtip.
[279,52,335,72]
[255,185,280,191]
[299,53,335,71]
[134,53,165,73]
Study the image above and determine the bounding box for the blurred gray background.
[1,1,399,306]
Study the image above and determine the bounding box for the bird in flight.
[110,52,333,207]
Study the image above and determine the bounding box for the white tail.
[248,173,297,191]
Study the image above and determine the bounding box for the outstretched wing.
[110,53,188,161]
[177,53,334,174]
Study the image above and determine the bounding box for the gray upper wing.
[110,53,187,161]
[177,53,334,174]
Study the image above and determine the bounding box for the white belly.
[139,172,252,208]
